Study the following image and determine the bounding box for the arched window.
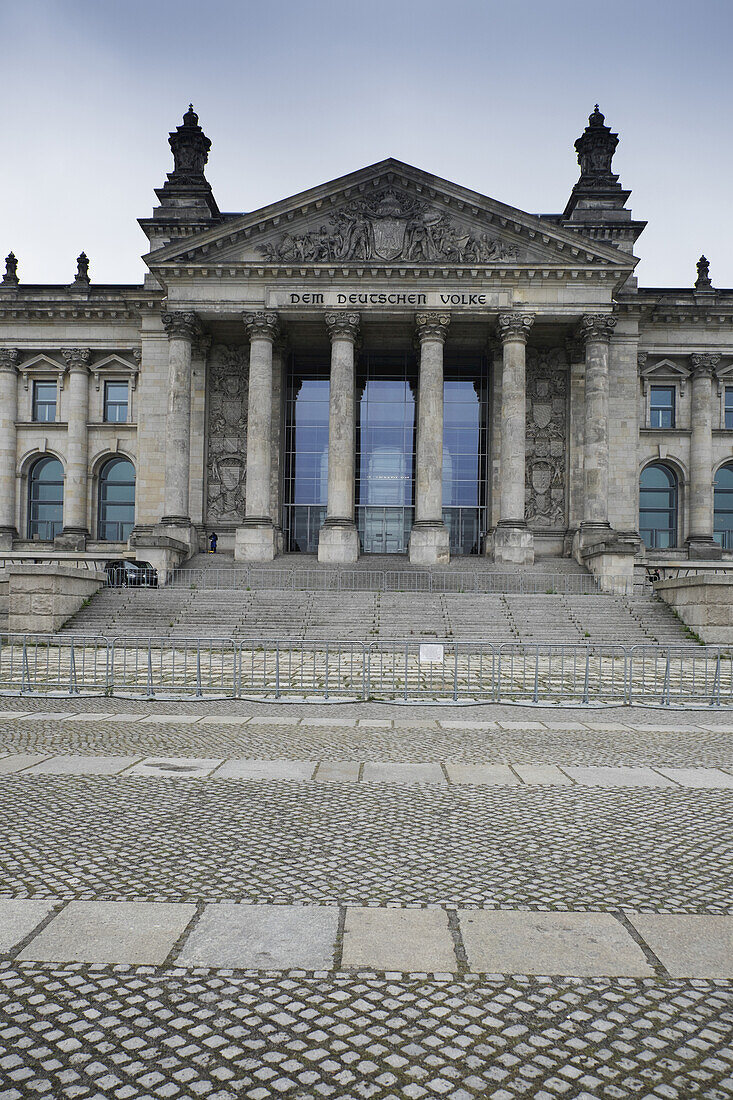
[98,457,135,541]
[714,463,733,549]
[639,463,678,549]
[28,456,64,540]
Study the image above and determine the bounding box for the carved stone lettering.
[206,343,248,523]
[525,348,568,527]
[258,187,521,265]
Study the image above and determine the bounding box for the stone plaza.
[0,696,731,1099]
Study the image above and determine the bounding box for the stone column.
[490,312,534,565]
[318,311,360,563]
[578,313,616,543]
[409,311,451,565]
[58,347,91,549]
[0,349,19,549]
[687,353,721,559]
[161,312,199,530]
[235,311,279,561]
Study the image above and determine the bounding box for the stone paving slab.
[445,763,519,784]
[513,763,574,784]
[17,901,196,964]
[23,755,141,775]
[628,914,733,978]
[0,754,48,774]
[341,906,457,971]
[125,756,223,778]
[459,910,654,977]
[655,765,733,788]
[0,899,58,952]
[362,762,445,783]
[562,764,677,787]
[177,903,339,969]
[215,758,317,780]
[314,760,361,781]
[15,712,79,721]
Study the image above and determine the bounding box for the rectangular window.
[104,381,128,423]
[32,380,57,422]
[649,385,675,429]
[725,387,733,430]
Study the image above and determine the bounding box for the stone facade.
[2,104,733,570]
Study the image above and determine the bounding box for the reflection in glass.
[639,463,677,548]
[283,359,330,552]
[28,456,64,539]
[714,463,733,549]
[98,457,135,541]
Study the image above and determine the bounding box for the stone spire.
[695,254,713,292]
[147,105,220,227]
[2,252,18,287]
[563,106,643,249]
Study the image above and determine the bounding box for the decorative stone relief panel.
[525,349,568,527]
[257,187,522,264]
[206,343,248,523]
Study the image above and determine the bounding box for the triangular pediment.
[144,159,635,275]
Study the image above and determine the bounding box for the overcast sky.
[3,0,732,288]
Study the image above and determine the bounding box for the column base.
[155,517,199,557]
[573,521,612,564]
[487,522,534,565]
[686,535,723,560]
[409,521,450,566]
[54,527,89,552]
[235,519,277,562]
[317,519,359,564]
[0,526,18,550]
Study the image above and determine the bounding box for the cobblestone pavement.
[0,704,731,1099]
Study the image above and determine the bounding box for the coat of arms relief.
[206,344,248,523]
[525,349,568,528]
[258,188,521,264]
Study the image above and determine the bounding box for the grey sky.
[3,0,732,287]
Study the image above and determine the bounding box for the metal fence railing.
[162,568,650,597]
[0,634,730,706]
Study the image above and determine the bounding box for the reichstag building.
[1,105,732,574]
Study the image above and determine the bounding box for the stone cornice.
[242,310,280,343]
[578,313,617,343]
[324,311,360,342]
[497,312,535,343]
[415,311,450,343]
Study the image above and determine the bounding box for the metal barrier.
[163,567,649,596]
[0,634,730,705]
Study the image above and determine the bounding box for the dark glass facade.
[28,456,64,539]
[98,457,135,541]
[639,463,677,548]
[282,351,488,555]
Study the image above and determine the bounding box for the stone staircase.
[60,558,697,645]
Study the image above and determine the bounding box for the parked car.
[104,559,158,588]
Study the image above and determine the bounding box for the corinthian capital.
[243,310,280,343]
[61,347,91,371]
[0,348,20,372]
[578,313,617,343]
[415,312,450,343]
[161,311,201,341]
[497,312,535,344]
[691,352,720,376]
[325,311,361,343]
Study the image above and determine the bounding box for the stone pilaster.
[57,347,91,550]
[409,312,450,565]
[489,312,535,565]
[0,349,20,548]
[235,311,280,561]
[687,353,722,559]
[318,312,360,563]
[160,311,199,532]
[578,313,616,544]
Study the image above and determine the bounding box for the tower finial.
[169,105,211,181]
[2,252,18,287]
[695,254,713,292]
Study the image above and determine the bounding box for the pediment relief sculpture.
[257,187,521,265]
